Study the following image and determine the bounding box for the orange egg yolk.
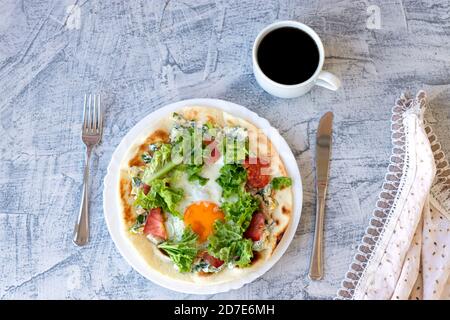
[184,201,224,242]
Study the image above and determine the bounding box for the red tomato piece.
[243,157,270,189]
[143,208,167,240]
[141,183,151,195]
[244,212,265,241]
[202,252,224,268]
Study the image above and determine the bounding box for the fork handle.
[73,146,92,246]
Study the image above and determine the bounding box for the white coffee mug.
[253,21,341,98]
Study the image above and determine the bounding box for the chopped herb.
[141,153,152,164]
[129,212,147,234]
[132,176,142,188]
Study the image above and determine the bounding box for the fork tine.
[83,94,88,130]
[93,94,98,131]
[88,94,93,131]
[97,95,102,133]
[82,94,103,135]
[93,94,97,132]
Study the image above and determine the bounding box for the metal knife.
[309,112,333,280]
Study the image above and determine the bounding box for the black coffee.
[257,27,320,85]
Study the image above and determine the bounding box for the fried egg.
[184,201,224,242]
[165,156,224,241]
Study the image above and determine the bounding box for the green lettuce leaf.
[180,164,208,186]
[158,228,199,272]
[153,179,184,216]
[216,164,247,198]
[142,144,178,184]
[221,192,259,232]
[232,238,253,267]
[134,188,161,210]
[207,220,253,267]
[271,177,292,190]
[134,178,184,217]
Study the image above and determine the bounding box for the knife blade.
[309,111,333,280]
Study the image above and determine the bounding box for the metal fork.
[73,94,103,246]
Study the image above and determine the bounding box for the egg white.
[164,156,224,240]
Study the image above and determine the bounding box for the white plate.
[103,98,303,294]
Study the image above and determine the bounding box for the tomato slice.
[143,208,167,240]
[202,252,224,268]
[141,183,151,195]
[244,212,265,241]
[243,157,270,189]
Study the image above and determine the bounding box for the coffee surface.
[257,27,320,85]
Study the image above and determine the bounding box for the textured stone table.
[1,0,449,299]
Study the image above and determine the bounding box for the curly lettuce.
[212,162,259,268]
[271,176,292,190]
[221,192,259,232]
[158,228,199,272]
[134,178,184,217]
[216,164,247,198]
[207,220,253,267]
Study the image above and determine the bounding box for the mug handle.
[315,71,341,91]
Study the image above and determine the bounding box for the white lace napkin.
[337,91,450,300]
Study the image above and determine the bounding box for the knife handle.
[309,184,327,280]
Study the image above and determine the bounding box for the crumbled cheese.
[192,260,225,273]
[253,228,270,252]
[223,126,248,141]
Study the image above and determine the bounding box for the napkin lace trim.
[336,92,423,299]
[425,122,450,214]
